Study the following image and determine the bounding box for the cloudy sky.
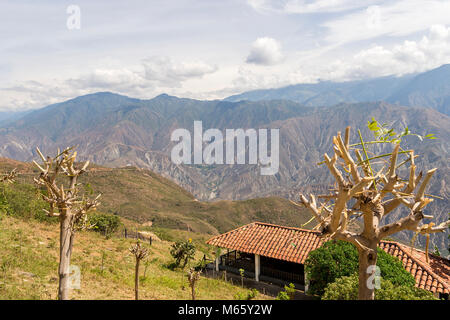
[1,0,450,111]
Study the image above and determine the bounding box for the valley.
[0,65,448,254]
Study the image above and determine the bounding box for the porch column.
[215,256,220,272]
[304,269,309,294]
[254,254,260,282]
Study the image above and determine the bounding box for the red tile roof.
[206,222,450,294]
[207,222,324,264]
[379,241,450,294]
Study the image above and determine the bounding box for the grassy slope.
[0,158,302,299]
[0,158,312,235]
[0,215,271,300]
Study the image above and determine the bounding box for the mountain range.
[0,64,449,253]
[226,64,450,115]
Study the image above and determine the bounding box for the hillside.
[0,93,448,253]
[0,158,312,235]
[0,215,271,300]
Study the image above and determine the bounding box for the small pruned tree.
[0,168,17,220]
[187,268,201,300]
[0,169,17,215]
[33,147,100,300]
[296,124,449,300]
[129,240,149,300]
[1,169,17,184]
[238,268,245,287]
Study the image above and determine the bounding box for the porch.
[208,250,306,290]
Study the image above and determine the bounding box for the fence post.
[150,237,152,246]
[124,228,127,238]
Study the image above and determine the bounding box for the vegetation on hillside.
[0,215,270,300]
[170,240,196,269]
[0,158,276,300]
[0,159,311,236]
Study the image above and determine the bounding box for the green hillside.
[0,158,311,235]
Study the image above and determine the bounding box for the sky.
[1,0,450,111]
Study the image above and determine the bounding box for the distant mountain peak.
[435,63,450,70]
[224,64,450,115]
[153,93,179,100]
[78,91,127,98]
[60,91,135,105]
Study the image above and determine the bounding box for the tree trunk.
[135,259,140,300]
[191,284,196,300]
[358,243,378,300]
[58,211,74,300]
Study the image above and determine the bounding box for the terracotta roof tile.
[207,222,324,264]
[378,241,449,294]
[207,222,450,294]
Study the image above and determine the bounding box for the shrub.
[321,274,358,300]
[0,183,53,222]
[322,274,437,300]
[275,291,290,300]
[234,289,259,300]
[375,279,438,300]
[89,213,121,238]
[170,239,196,269]
[276,283,296,300]
[305,240,415,296]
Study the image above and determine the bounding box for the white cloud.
[283,0,378,14]
[67,68,148,91]
[247,0,378,14]
[303,24,450,81]
[246,37,283,66]
[347,24,450,78]
[1,81,86,111]
[142,56,218,87]
[0,56,218,111]
[321,0,450,45]
[206,24,450,97]
[2,1,450,110]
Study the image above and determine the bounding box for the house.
[206,221,450,299]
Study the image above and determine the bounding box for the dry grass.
[0,215,271,300]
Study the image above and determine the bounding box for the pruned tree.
[296,125,449,300]
[0,169,17,215]
[1,168,17,184]
[129,240,149,300]
[33,147,100,300]
[187,268,201,300]
[239,268,245,287]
